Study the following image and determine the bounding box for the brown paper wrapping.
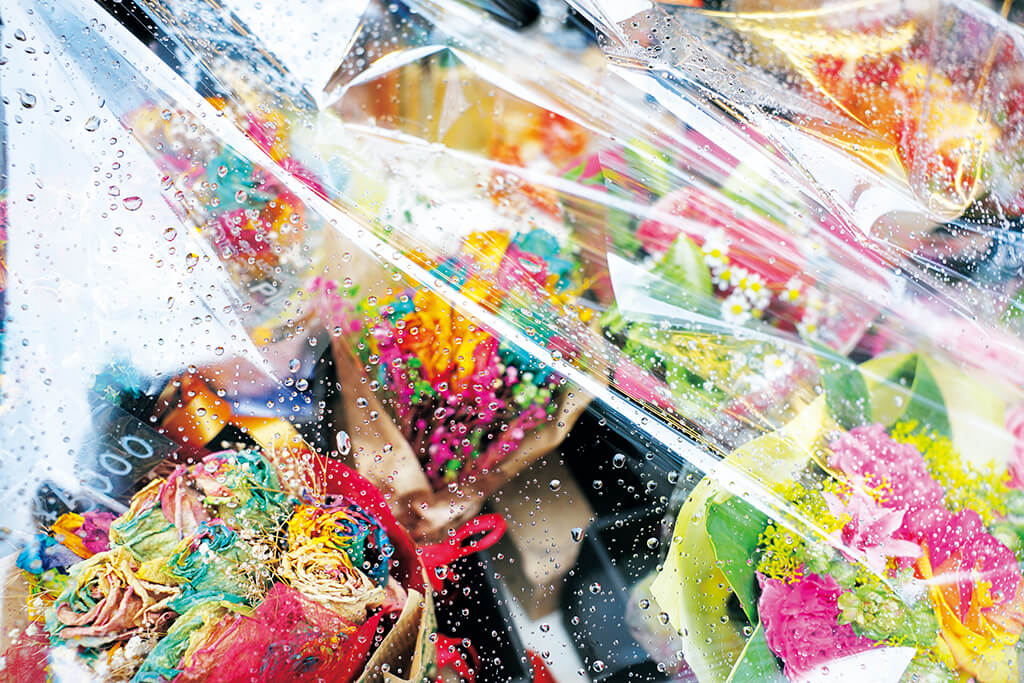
[358,583,438,683]
[489,458,595,619]
[331,336,590,541]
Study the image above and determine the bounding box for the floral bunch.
[654,354,1024,683]
[8,448,404,683]
[755,422,1024,682]
[355,228,579,488]
[128,100,323,319]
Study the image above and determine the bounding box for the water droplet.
[612,453,626,468]
[295,379,309,391]
[549,479,562,492]
[592,479,603,490]
[593,661,606,673]
[19,91,36,109]
[14,29,27,41]
[336,430,351,455]
[588,582,601,594]
[539,624,550,633]
[356,397,368,408]
[84,115,101,132]
[659,612,670,625]
[235,190,248,203]
[214,346,224,356]
[639,598,650,610]
[122,196,142,211]
[434,565,449,580]
[646,537,659,549]
[108,185,120,197]
[288,358,301,373]
[570,527,583,542]
[185,253,199,269]
[163,227,177,241]
[112,226,123,236]
[307,337,318,347]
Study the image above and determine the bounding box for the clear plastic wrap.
[572,0,1024,301]
[6,0,1024,679]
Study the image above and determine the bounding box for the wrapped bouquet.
[325,228,590,539]
[5,446,439,683]
[652,352,1024,682]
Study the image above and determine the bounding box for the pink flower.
[758,571,876,679]
[910,507,1021,617]
[79,511,116,556]
[310,277,362,336]
[1004,402,1024,490]
[822,486,922,575]
[637,186,804,286]
[830,423,1023,617]
[828,424,946,512]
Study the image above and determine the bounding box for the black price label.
[33,395,180,527]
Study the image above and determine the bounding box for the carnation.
[758,570,876,679]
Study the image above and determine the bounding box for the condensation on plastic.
[6,0,1024,679]
[126,2,1024,681]
[0,0,320,547]
[572,0,1024,295]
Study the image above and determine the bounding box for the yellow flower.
[918,551,1024,683]
[463,231,510,273]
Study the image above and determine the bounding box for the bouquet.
[652,352,1024,682]
[325,227,590,539]
[4,446,438,683]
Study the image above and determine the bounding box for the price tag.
[33,394,180,527]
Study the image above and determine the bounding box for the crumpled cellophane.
[6,0,1024,680]
[573,0,1024,307]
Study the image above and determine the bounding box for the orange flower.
[919,549,1024,683]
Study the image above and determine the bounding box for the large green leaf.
[651,234,713,307]
[726,624,785,683]
[815,349,872,431]
[899,357,951,438]
[706,496,768,623]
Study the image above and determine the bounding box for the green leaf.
[726,624,785,683]
[623,138,673,197]
[1001,285,1024,331]
[899,357,951,438]
[706,496,769,623]
[813,345,871,430]
[650,234,713,307]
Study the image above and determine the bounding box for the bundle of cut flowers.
[333,227,588,491]
[4,447,434,683]
[652,353,1024,683]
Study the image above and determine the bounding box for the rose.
[758,571,876,680]
[48,547,178,649]
[917,547,1024,683]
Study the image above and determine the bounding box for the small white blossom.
[721,291,752,324]
[701,230,729,271]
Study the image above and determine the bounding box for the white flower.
[715,264,747,292]
[738,272,772,310]
[721,291,752,324]
[701,230,729,271]
[782,277,804,304]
